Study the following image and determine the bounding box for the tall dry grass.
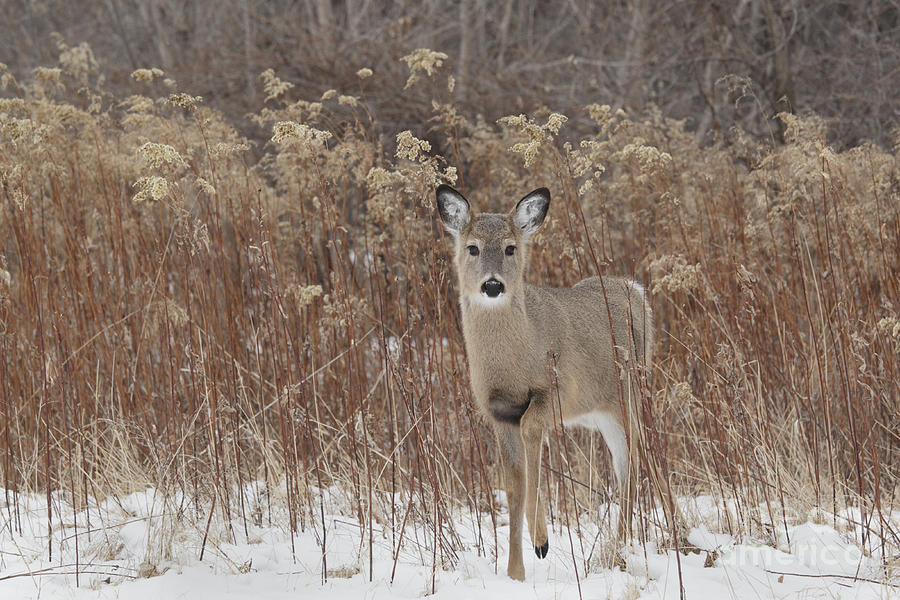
[1,46,898,582]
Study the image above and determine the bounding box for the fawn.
[436,184,653,580]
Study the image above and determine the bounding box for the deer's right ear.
[436,185,471,236]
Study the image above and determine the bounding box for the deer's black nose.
[481,279,504,297]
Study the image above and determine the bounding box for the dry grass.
[1,48,898,583]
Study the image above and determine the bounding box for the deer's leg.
[519,389,550,559]
[496,422,526,581]
[596,410,635,543]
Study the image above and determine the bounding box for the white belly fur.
[564,411,628,486]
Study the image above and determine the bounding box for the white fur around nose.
[565,411,628,487]
[471,293,509,308]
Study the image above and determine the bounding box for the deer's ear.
[513,188,550,236]
[436,185,471,235]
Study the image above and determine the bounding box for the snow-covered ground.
[1,485,897,599]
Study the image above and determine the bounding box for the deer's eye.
[467,245,480,256]
[505,245,516,256]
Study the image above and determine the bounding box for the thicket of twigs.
[1,44,898,577]
[4,0,899,148]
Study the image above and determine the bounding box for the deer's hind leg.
[595,410,636,543]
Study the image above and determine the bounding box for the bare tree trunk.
[104,0,138,70]
[137,0,173,68]
[315,0,334,38]
[457,0,472,99]
[243,0,254,97]
[497,0,515,68]
[623,0,646,109]
[762,0,795,112]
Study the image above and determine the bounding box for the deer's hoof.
[535,541,549,559]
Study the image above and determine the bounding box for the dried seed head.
[271,121,332,150]
[395,130,431,162]
[138,142,187,170]
[296,285,324,308]
[132,176,169,203]
[260,68,294,102]
[131,68,165,82]
[196,176,216,196]
[166,93,203,111]
[401,48,448,89]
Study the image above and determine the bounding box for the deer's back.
[525,276,653,416]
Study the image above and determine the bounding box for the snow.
[1,486,897,599]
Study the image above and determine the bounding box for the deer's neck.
[459,292,539,393]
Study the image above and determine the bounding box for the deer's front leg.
[520,389,550,559]
[496,422,526,580]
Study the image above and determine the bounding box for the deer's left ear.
[513,188,550,236]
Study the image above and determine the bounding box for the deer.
[436,184,654,581]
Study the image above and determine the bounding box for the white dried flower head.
[0,62,14,90]
[86,91,102,114]
[260,68,294,102]
[0,115,46,145]
[165,298,188,327]
[321,89,337,101]
[442,166,458,184]
[296,284,324,308]
[11,189,28,210]
[148,298,188,331]
[499,114,528,129]
[338,95,359,107]
[366,167,407,190]
[0,164,22,186]
[133,176,169,203]
[878,317,900,343]
[57,40,97,84]
[569,150,594,178]
[587,104,612,126]
[33,67,62,83]
[356,68,373,79]
[509,141,541,168]
[401,48,449,89]
[321,292,369,328]
[395,130,431,162]
[672,382,700,407]
[272,121,332,149]
[210,141,250,159]
[736,264,756,296]
[120,95,155,114]
[191,220,210,254]
[166,93,203,110]
[622,142,673,174]
[447,75,455,93]
[131,68,164,82]
[196,176,216,195]
[366,167,409,223]
[498,113,561,168]
[650,254,703,295]
[545,113,568,135]
[578,179,593,196]
[138,142,187,170]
